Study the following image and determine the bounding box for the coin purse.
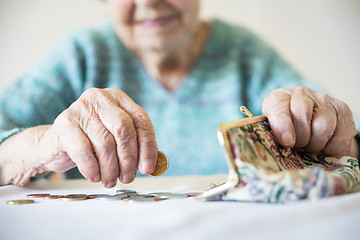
[197,107,360,203]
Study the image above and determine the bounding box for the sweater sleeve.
[0,32,87,144]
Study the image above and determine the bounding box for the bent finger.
[322,100,357,157]
[58,122,100,183]
[289,87,314,148]
[81,117,120,188]
[262,89,295,147]
[304,101,337,154]
[108,89,158,175]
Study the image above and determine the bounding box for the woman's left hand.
[262,87,358,158]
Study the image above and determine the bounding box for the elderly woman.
[0,0,358,188]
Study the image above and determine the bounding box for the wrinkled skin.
[262,87,358,158]
[41,88,158,188]
[0,1,358,187]
[38,87,357,188]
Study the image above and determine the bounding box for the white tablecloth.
[1,174,359,240]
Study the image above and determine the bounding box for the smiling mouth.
[136,14,178,28]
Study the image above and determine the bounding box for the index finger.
[262,89,295,147]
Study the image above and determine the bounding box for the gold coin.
[60,195,88,201]
[64,194,87,198]
[26,193,50,198]
[43,195,64,199]
[6,199,35,205]
[151,151,169,176]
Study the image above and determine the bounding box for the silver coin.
[113,193,129,198]
[125,197,165,203]
[87,194,110,199]
[123,192,139,196]
[96,195,124,201]
[149,192,175,198]
[164,193,189,199]
[116,189,137,194]
[125,195,150,200]
[137,194,155,198]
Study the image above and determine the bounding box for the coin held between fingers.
[151,151,169,176]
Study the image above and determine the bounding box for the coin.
[125,195,151,200]
[187,192,202,197]
[116,190,137,194]
[151,151,169,176]
[149,192,188,198]
[96,195,126,201]
[6,199,35,205]
[137,194,156,198]
[125,197,165,203]
[60,195,88,201]
[87,194,110,199]
[26,193,50,198]
[114,193,130,198]
[43,195,64,199]
[149,192,173,198]
[64,194,87,198]
[166,193,189,199]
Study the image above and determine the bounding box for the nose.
[134,0,161,7]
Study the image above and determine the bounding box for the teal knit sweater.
[0,19,321,178]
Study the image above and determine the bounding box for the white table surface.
[1,174,359,240]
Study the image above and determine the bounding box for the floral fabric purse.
[197,107,360,203]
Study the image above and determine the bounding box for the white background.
[0,0,359,115]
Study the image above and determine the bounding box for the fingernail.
[282,132,294,147]
[94,175,101,182]
[141,161,154,173]
[104,181,116,188]
[122,172,136,183]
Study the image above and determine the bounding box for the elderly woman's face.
[106,0,200,52]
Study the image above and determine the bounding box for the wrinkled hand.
[41,88,158,188]
[262,87,358,158]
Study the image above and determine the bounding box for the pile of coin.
[6,190,202,205]
[6,151,174,205]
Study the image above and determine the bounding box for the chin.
[136,33,188,53]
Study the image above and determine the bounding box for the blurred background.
[0,0,359,115]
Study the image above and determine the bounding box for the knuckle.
[54,109,76,126]
[271,88,286,95]
[82,88,102,98]
[114,117,135,141]
[262,89,289,116]
[317,92,332,103]
[106,87,125,95]
[293,86,310,95]
[130,110,151,125]
[335,100,352,116]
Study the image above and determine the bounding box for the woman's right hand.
[40,88,158,188]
